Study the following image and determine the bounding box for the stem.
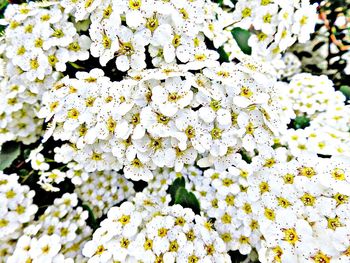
[21,170,34,183]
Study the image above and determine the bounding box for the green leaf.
[18,169,28,177]
[0,141,20,171]
[174,187,200,214]
[82,204,98,230]
[229,250,248,263]
[239,149,252,164]
[0,0,8,33]
[167,176,185,202]
[23,148,31,159]
[231,27,252,55]
[218,46,230,62]
[0,0,8,11]
[293,116,310,130]
[340,85,350,100]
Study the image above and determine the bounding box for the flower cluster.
[0,0,348,263]
[231,0,318,58]
[272,52,301,79]
[275,73,350,157]
[277,73,345,117]
[83,192,230,262]
[0,171,38,259]
[64,0,234,71]
[0,1,91,146]
[256,155,350,263]
[141,165,204,206]
[74,170,135,218]
[8,193,92,262]
[38,58,285,181]
[187,149,350,262]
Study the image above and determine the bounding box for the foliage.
[0,141,20,170]
[168,177,201,214]
[231,27,252,55]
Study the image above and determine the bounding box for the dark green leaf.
[82,204,98,230]
[7,0,26,4]
[0,0,8,33]
[18,169,28,177]
[0,141,20,171]
[174,187,200,214]
[238,149,252,163]
[229,250,248,263]
[293,116,310,129]
[218,46,230,62]
[0,0,8,11]
[23,148,31,159]
[340,85,350,100]
[167,177,186,203]
[231,27,252,55]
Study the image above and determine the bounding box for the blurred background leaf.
[174,187,200,214]
[231,27,252,55]
[293,116,311,130]
[0,141,20,170]
[340,85,350,100]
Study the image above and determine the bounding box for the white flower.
[115,26,150,71]
[253,4,278,35]
[58,35,91,62]
[140,106,177,138]
[43,21,77,50]
[152,76,193,117]
[75,0,102,21]
[89,22,120,66]
[28,146,50,171]
[275,24,296,51]
[292,2,318,43]
[237,110,272,152]
[232,1,257,29]
[124,157,155,181]
[21,52,51,81]
[174,109,209,153]
[29,234,61,261]
[82,239,112,263]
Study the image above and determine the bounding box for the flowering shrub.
[0,0,349,262]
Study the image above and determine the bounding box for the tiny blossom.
[74,170,135,217]
[0,1,348,262]
[0,1,90,148]
[9,193,92,262]
[187,149,350,261]
[276,73,350,157]
[83,192,230,262]
[0,172,38,246]
[231,0,318,59]
[38,169,67,192]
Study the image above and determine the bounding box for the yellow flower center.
[143,238,153,250]
[331,168,345,181]
[242,8,251,18]
[299,167,316,178]
[301,193,316,206]
[283,228,298,245]
[158,227,168,237]
[129,0,141,10]
[118,215,130,225]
